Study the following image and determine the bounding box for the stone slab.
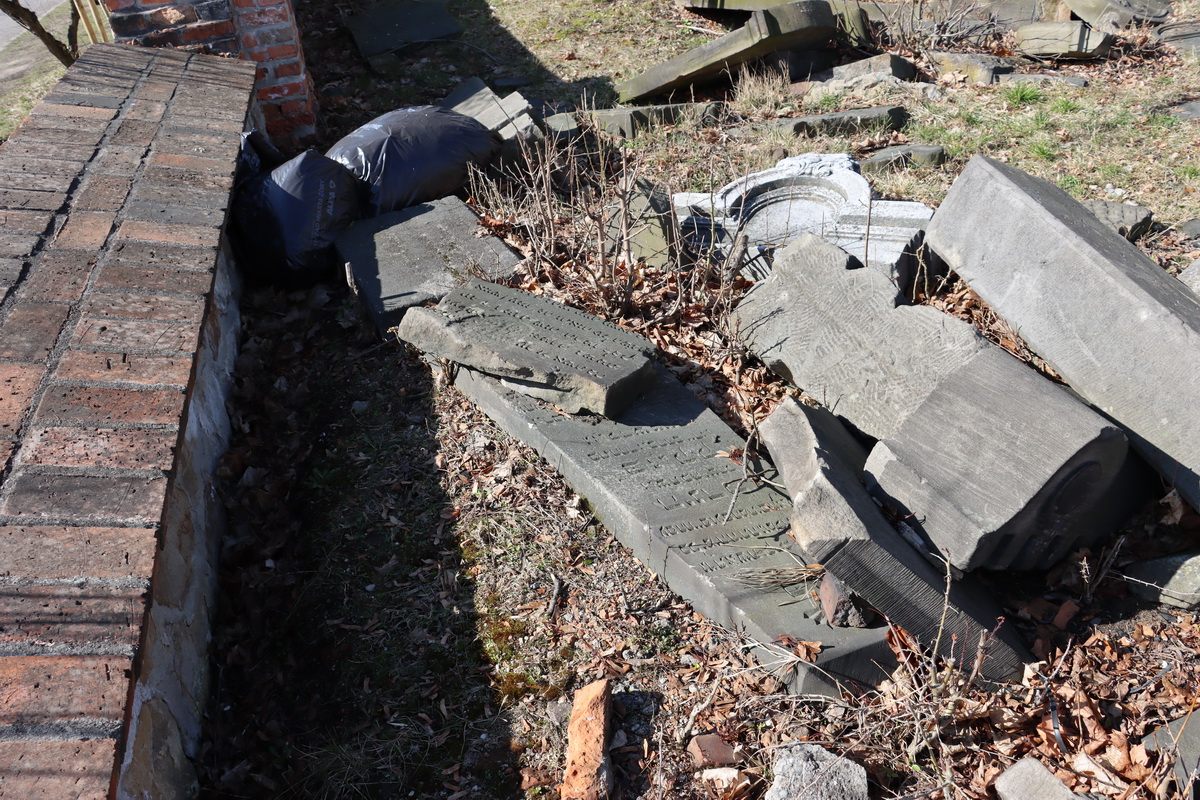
[604,178,677,269]
[770,105,907,136]
[1124,551,1200,609]
[680,0,873,42]
[926,155,1200,513]
[994,758,1076,800]
[1142,715,1200,796]
[590,102,723,138]
[761,398,1028,680]
[818,53,916,82]
[929,51,1016,84]
[863,346,1128,572]
[763,744,868,800]
[397,279,656,416]
[997,72,1089,87]
[1065,0,1171,31]
[733,233,987,440]
[345,0,460,59]
[1015,21,1113,58]
[545,112,582,142]
[859,144,946,173]
[335,196,520,337]
[1170,102,1200,121]
[1081,199,1153,241]
[616,2,838,102]
[1157,20,1200,56]
[454,364,895,695]
[1180,259,1200,295]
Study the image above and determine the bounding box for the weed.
[1027,140,1058,161]
[1178,164,1200,181]
[810,90,845,112]
[1002,83,1044,108]
[1051,97,1080,113]
[729,66,793,120]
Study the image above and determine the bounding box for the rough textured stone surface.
[859,144,946,173]
[688,733,739,767]
[346,0,460,74]
[440,78,543,157]
[863,346,1128,572]
[1157,20,1200,56]
[997,72,1089,87]
[561,679,612,800]
[1179,259,1200,294]
[336,197,521,336]
[591,102,723,138]
[763,743,868,800]
[995,757,1076,800]
[1081,199,1153,241]
[675,153,932,286]
[1142,715,1200,796]
[770,105,908,136]
[926,155,1200,513]
[453,365,895,695]
[818,572,874,627]
[929,50,1015,83]
[1065,0,1171,31]
[398,279,656,416]
[760,397,1028,680]
[1170,101,1200,121]
[1015,21,1113,58]
[605,178,677,269]
[616,2,838,102]
[1124,551,1200,609]
[818,52,916,81]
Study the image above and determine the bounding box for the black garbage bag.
[326,105,501,217]
[230,149,363,288]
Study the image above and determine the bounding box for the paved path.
[0,0,68,51]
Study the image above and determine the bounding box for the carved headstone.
[396,279,655,417]
[1015,21,1113,58]
[454,365,896,695]
[926,155,1200,513]
[1064,0,1171,32]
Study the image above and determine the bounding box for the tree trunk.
[0,0,78,67]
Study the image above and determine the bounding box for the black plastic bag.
[230,149,363,288]
[326,105,500,217]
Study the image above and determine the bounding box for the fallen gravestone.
[336,197,520,336]
[345,0,461,75]
[545,112,582,142]
[616,2,838,102]
[929,51,1015,83]
[1180,219,1200,240]
[762,744,868,800]
[737,235,1128,573]
[761,397,1028,679]
[1170,102,1200,122]
[396,279,656,416]
[926,155,1200,513]
[1142,716,1200,796]
[859,144,946,173]
[1065,0,1172,31]
[604,178,677,269]
[440,78,543,159]
[997,73,1089,87]
[1123,551,1200,609]
[1180,259,1200,294]
[768,106,908,136]
[590,102,723,138]
[1015,21,1113,58]
[816,53,916,82]
[994,758,1076,800]
[1157,20,1200,56]
[452,363,896,695]
[1081,199,1153,241]
[674,153,932,286]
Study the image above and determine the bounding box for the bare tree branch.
[0,0,79,67]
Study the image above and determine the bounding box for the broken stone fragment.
[763,743,868,800]
[439,78,544,162]
[759,397,1028,680]
[926,154,1200,513]
[1064,0,1171,32]
[1123,551,1200,609]
[1156,19,1200,56]
[1080,199,1153,241]
[818,572,875,627]
[616,2,838,102]
[561,679,612,800]
[1179,259,1200,294]
[997,72,1089,87]
[815,52,917,82]
[687,733,740,768]
[590,102,723,138]
[603,178,677,270]
[1142,716,1200,795]
[1015,21,1113,58]
[994,758,1076,800]
[345,0,460,75]
[770,105,908,136]
[928,51,1015,84]
[396,279,656,417]
[858,144,946,173]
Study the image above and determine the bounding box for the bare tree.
[0,0,80,67]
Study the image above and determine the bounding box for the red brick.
[116,219,220,249]
[0,525,155,579]
[82,291,206,322]
[244,46,270,63]
[257,79,304,101]
[106,238,216,270]
[30,103,117,121]
[148,3,197,25]
[0,302,70,361]
[16,113,110,135]
[0,582,145,648]
[0,140,97,163]
[265,43,298,60]
[0,231,40,259]
[147,151,230,173]
[71,315,201,354]
[0,740,116,800]
[54,350,194,386]
[180,19,235,42]
[8,123,106,147]
[126,99,166,122]
[0,155,83,177]
[239,5,287,24]
[0,188,67,211]
[0,363,44,435]
[279,98,307,115]
[35,385,185,425]
[275,60,302,79]
[106,0,136,10]
[255,64,269,82]
[0,655,130,724]
[22,426,177,470]
[141,164,234,192]
[95,264,213,294]
[2,472,168,523]
[110,119,159,148]
[0,170,75,193]
[52,210,116,251]
[0,209,54,234]
[73,175,132,211]
[132,80,176,102]
[0,438,15,468]
[18,252,96,303]
[239,28,258,43]
[87,145,145,177]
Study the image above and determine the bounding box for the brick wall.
[0,43,254,798]
[103,0,317,149]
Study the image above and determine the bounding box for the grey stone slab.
[770,105,908,136]
[616,2,838,102]
[1065,0,1171,31]
[859,144,946,174]
[733,233,987,440]
[863,346,1128,572]
[397,279,656,416]
[763,744,868,800]
[995,758,1076,800]
[818,53,917,82]
[1180,259,1200,294]
[1180,218,1200,240]
[440,80,544,163]
[590,102,723,138]
[454,364,895,694]
[605,178,677,270]
[927,155,1200,512]
[1015,21,1113,58]
[674,153,932,286]
[1157,20,1200,56]
[1170,102,1200,121]
[1143,716,1200,796]
[345,0,460,60]
[929,51,1016,83]
[335,196,520,337]
[545,112,582,142]
[1124,551,1200,609]
[1081,199,1153,241]
[761,398,1029,679]
[997,72,1089,87]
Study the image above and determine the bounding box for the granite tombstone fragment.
[1065,0,1171,31]
[762,744,868,800]
[397,279,657,417]
[1123,551,1200,609]
[1081,199,1153,241]
[1015,21,1113,58]
[994,758,1077,800]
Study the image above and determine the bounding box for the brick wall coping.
[0,43,254,797]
